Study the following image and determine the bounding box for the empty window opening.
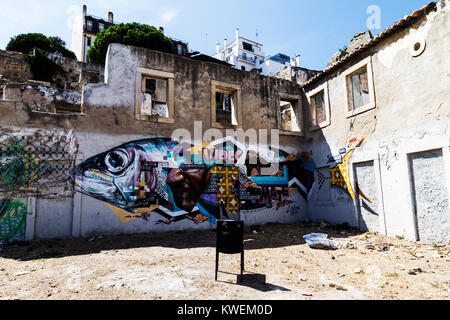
[280,99,300,132]
[141,77,169,118]
[350,67,370,109]
[310,90,326,127]
[215,89,236,125]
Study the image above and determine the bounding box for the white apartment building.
[213,29,300,75]
[213,29,266,72]
[71,5,114,63]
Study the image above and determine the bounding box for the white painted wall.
[304,3,450,243]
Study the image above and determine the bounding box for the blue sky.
[0,0,432,70]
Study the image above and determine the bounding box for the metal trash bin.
[215,219,244,282]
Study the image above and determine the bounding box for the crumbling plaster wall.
[3,83,82,113]
[83,43,304,150]
[303,4,450,242]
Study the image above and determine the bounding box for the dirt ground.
[0,223,449,300]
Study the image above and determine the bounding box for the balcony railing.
[238,55,257,64]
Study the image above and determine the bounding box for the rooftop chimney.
[159,27,164,34]
[224,39,227,47]
[295,55,301,67]
[83,5,87,16]
[235,28,240,42]
[290,57,296,67]
[108,11,114,23]
[216,43,220,53]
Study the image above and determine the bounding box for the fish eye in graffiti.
[104,149,129,174]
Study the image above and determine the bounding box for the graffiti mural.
[70,137,316,224]
[329,138,372,203]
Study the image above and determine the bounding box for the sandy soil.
[0,223,449,300]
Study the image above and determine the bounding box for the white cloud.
[160,8,179,23]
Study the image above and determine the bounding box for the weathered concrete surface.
[409,150,449,243]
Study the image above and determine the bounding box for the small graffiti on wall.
[0,197,31,242]
[329,137,372,203]
[70,137,317,225]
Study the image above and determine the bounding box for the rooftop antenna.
[256,29,259,43]
[205,33,209,54]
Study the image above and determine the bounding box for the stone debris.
[336,241,357,249]
[302,292,313,296]
[354,268,364,274]
[407,268,423,275]
[329,283,348,291]
[14,271,29,276]
[298,274,307,281]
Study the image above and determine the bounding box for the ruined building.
[0,1,448,244]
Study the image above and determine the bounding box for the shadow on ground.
[0,222,363,261]
[216,271,291,292]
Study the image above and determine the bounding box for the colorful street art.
[70,137,317,224]
[0,197,31,241]
[0,140,38,241]
[329,138,372,203]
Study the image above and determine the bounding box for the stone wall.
[0,49,104,91]
[0,50,32,82]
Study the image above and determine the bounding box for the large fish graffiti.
[69,138,317,224]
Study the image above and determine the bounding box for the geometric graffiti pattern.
[212,166,240,211]
[316,170,329,190]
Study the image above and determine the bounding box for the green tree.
[48,36,77,59]
[6,33,76,59]
[87,22,173,64]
